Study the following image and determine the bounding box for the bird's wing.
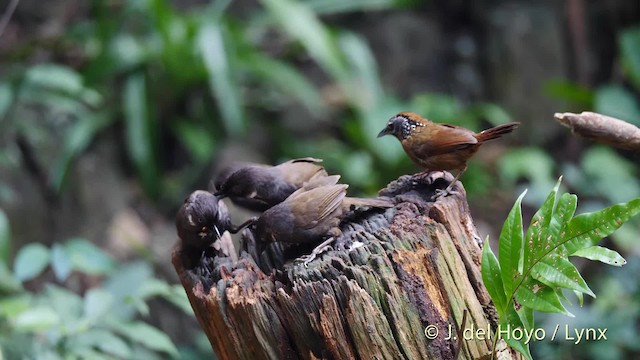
[414,124,478,156]
[290,184,347,229]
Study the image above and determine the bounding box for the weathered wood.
[172,172,516,360]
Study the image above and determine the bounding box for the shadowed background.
[0,0,638,358]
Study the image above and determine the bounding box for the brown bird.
[254,175,394,265]
[377,112,519,195]
[176,190,255,250]
[215,157,328,212]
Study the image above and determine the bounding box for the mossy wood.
[172,173,516,359]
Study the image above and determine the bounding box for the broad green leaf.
[44,284,83,320]
[481,240,506,314]
[198,22,244,137]
[620,26,640,90]
[339,32,383,111]
[594,85,640,126]
[0,295,30,317]
[572,246,626,267]
[0,208,10,264]
[71,329,132,359]
[104,261,154,319]
[543,80,593,106]
[580,146,640,204]
[23,64,84,95]
[84,288,114,320]
[261,0,347,80]
[563,198,640,254]
[467,103,513,127]
[245,53,325,113]
[547,193,577,256]
[523,178,561,272]
[530,253,594,297]
[51,114,113,193]
[172,122,216,162]
[13,243,50,282]
[110,321,179,357]
[13,307,61,331]
[0,262,22,294]
[50,243,72,281]
[515,277,568,315]
[498,189,527,295]
[123,73,160,199]
[500,307,532,360]
[65,238,115,275]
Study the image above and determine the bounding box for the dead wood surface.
[172,172,515,360]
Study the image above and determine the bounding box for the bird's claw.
[296,238,335,267]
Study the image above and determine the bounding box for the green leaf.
[482,240,506,314]
[51,243,73,281]
[84,288,114,320]
[0,208,10,264]
[547,193,577,251]
[563,198,640,255]
[110,321,179,357]
[522,178,561,273]
[515,277,569,315]
[619,26,640,90]
[543,80,593,106]
[580,146,640,204]
[499,189,527,296]
[70,329,132,359]
[261,0,347,80]
[13,243,50,282]
[172,122,216,162]
[530,253,594,297]
[572,246,626,267]
[0,262,22,294]
[467,103,513,127]
[198,22,244,137]
[123,73,160,199]
[500,307,532,360]
[245,53,325,114]
[22,64,84,95]
[50,114,114,193]
[13,307,61,331]
[594,85,640,126]
[64,238,115,275]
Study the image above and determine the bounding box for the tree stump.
[172,172,515,359]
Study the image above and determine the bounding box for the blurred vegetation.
[0,0,638,359]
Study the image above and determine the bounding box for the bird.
[253,175,394,265]
[176,190,255,251]
[214,157,329,212]
[377,112,519,195]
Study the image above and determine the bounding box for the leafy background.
[0,0,638,358]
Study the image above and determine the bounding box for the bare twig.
[0,0,20,38]
[555,111,640,151]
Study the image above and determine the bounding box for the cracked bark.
[172,172,516,360]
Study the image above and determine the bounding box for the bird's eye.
[201,226,208,232]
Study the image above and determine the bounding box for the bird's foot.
[433,185,459,199]
[296,238,335,267]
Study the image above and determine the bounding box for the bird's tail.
[344,197,394,209]
[475,122,520,142]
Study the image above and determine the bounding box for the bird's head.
[377,112,426,140]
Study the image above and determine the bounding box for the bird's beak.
[214,191,227,199]
[377,126,391,138]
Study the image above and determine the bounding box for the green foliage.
[0,239,193,359]
[482,178,640,359]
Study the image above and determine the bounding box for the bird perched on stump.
[253,175,394,265]
[377,112,519,196]
[215,157,328,212]
[176,190,255,251]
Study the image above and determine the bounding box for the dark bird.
[215,157,328,212]
[377,112,519,195]
[176,190,254,250]
[254,175,394,265]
